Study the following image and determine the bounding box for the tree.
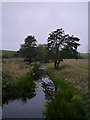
[47,28,80,69]
[36,44,49,63]
[19,35,37,64]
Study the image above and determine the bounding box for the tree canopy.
[47,28,80,69]
[36,44,49,63]
[19,28,80,68]
[19,35,37,64]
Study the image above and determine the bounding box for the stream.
[2,65,55,118]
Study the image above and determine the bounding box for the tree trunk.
[54,60,60,69]
[57,60,60,69]
[54,60,57,69]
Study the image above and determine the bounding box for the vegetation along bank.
[2,58,38,103]
[44,59,88,118]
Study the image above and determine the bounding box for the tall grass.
[44,63,88,118]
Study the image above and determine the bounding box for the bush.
[17,75,35,97]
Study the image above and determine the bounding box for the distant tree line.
[18,28,80,69]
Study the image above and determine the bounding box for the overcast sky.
[2,2,88,53]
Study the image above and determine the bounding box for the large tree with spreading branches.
[47,28,80,69]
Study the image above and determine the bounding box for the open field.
[80,53,88,59]
[1,50,18,58]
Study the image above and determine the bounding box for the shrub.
[17,75,35,96]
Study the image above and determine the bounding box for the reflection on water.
[2,65,55,118]
[42,76,55,100]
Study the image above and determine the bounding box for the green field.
[1,50,18,58]
[80,53,88,59]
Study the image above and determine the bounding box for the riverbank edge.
[44,63,88,118]
[2,62,41,104]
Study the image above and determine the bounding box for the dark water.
[2,65,55,118]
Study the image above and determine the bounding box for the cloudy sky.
[2,2,88,52]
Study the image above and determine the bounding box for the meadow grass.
[45,59,88,118]
[2,58,32,82]
[47,59,88,92]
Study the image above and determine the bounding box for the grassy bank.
[45,59,88,118]
[2,58,35,103]
[2,58,32,82]
[48,59,88,92]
